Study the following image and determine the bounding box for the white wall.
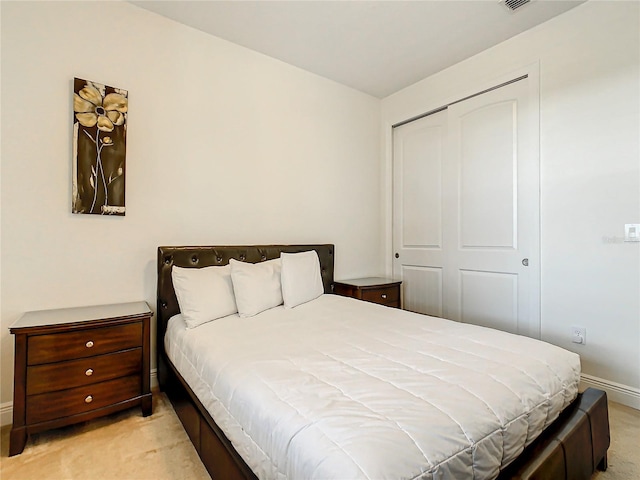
[0,1,382,416]
[382,1,640,406]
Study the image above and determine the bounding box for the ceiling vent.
[502,0,531,12]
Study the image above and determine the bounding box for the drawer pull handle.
[85,368,94,376]
[84,395,93,404]
[85,341,94,348]
[381,294,387,299]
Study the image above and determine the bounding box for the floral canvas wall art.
[72,78,128,215]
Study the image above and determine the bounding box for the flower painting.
[72,78,127,215]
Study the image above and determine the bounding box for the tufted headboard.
[156,244,335,388]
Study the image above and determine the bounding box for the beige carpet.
[0,393,210,480]
[593,401,640,480]
[1,392,638,479]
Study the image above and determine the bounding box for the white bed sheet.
[165,294,580,480]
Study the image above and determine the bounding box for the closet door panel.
[393,110,447,317]
[459,101,516,249]
[402,265,443,317]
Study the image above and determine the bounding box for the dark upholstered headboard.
[156,244,334,387]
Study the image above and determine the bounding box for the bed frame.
[157,244,610,480]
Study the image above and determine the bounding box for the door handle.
[522,258,529,266]
[395,253,399,259]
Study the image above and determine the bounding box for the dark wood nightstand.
[9,301,152,456]
[334,277,402,308]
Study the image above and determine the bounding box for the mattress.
[165,294,580,480]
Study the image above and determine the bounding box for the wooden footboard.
[498,388,610,480]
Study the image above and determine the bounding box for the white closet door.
[393,77,540,337]
[445,78,538,336]
[392,110,447,318]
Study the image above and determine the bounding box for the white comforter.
[165,294,580,480]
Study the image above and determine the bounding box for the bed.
[156,244,609,480]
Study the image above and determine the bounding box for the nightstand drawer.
[26,374,141,425]
[335,277,402,309]
[361,286,399,305]
[27,323,142,365]
[26,348,142,395]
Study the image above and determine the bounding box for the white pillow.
[281,250,324,308]
[229,258,283,317]
[171,265,238,328]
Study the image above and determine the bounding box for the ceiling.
[131,0,585,98]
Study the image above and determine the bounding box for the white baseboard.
[581,373,640,410]
[1,368,159,428]
[1,401,12,427]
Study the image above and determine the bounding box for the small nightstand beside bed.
[334,277,402,308]
[157,244,609,480]
[9,302,153,456]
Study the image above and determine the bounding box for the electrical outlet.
[571,326,586,345]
